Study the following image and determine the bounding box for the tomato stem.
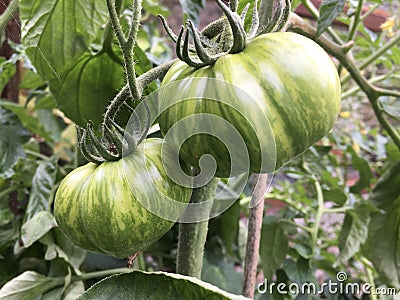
[176,178,218,278]
[216,0,247,54]
[242,173,268,299]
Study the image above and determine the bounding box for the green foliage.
[78,271,250,299]
[179,0,205,26]
[0,104,30,179]
[317,0,347,36]
[0,58,16,93]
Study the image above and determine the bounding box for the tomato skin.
[54,139,191,258]
[159,32,341,177]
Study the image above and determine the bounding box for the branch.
[103,59,178,128]
[288,13,400,150]
[176,178,218,278]
[242,173,268,299]
[106,0,141,102]
[341,31,400,84]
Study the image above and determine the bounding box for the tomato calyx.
[76,101,151,164]
[160,0,291,69]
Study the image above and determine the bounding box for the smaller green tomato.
[54,139,191,258]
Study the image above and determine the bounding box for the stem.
[71,268,133,282]
[347,0,364,42]
[323,206,352,214]
[106,0,141,102]
[103,59,178,129]
[341,31,400,84]
[362,257,377,300]
[279,219,313,233]
[242,173,268,299]
[359,32,400,71]
[311,178,324,252]
[341,73,393,99]
[360,4,379,21]
[176,178,218,278]
[0,0,18,33]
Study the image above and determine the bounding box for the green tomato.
[54,139,191,258]
[158,32,341,178]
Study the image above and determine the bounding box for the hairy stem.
[242,173,268,298]
[176,178,218,278]
[103,59,178,129]
[106,0,141,102]
[0,0,18,33]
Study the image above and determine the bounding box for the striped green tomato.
[158,32,341,178]
[54,139,191,258]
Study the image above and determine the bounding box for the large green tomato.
[54,139,191,258]
[158,32,341,178]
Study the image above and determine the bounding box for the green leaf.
[348,146,372,194]
[49,51,125,127]
[0,57,17,93]
[386,141,400,162]
[337,201,375,264]
[34,95,57,110]
[143,0,169,16]
[179,0,205,26]
[19,0,109,80]
[40,229,86,275]
[0,100,53,142]
[260,217,289,280]
[316,0,346,36]
[363,208,400,289]
[322,188,347,205]
[202,257,243,295]
[283,258,312,284]
[238,0,256,32]
[20,211,57,248]
[0,271,64,300]
[19,69,47,90]
[25,157,58,220]
[12,157,38,187]
[369,162,400,211]
[63,281,85,300]
[0,104,30,179]
[380,97,400,120]
[363,163,400,288]
[77,271,250,300]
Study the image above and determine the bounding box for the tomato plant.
[0,0,399,299]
